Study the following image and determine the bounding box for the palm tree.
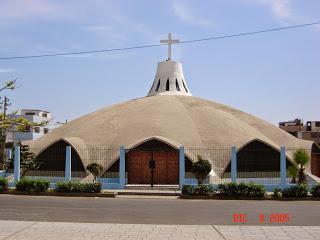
[293,149,309,184]
[287,165,298,184]
[86,163,103,183]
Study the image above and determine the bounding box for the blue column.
[14,145,20,182]
[231,146,237,183]
[280,146,286,189]
[179,146,185,189]
[65,146,71,181]
[119,146,126,189]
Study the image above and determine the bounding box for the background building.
[279,119,320,144]
[6,109,63,144]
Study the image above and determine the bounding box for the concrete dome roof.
[26,95,312,167]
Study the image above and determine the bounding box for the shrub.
[282,184,308,197]
[217,183,265,197]
[192,155,212,184]
[0,177,8,192]
[310,185,320,197]
[246,183,266,197]
[86,163,103,183]
[193,184,214,196]
[217,183,238,196]
[273,188,282,198]
[182,185,194,195]
[55,181,101,193]
[15,179,50,193]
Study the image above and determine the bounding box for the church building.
[25,34,320,186]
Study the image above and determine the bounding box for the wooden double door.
[127,150,179,184]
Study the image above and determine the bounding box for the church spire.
[147,33,192,97]
[160,33,180,60]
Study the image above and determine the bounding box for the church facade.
[25,34,320,186]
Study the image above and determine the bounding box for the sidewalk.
[0,220,319,240]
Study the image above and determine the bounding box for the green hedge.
[182,185,194,195]
[310,185,320,197]
[182,184,214,196]
[182,183,265,197]
[0,177,8,192]
[217,183,266,197]
[273,188,282,198]
[15,179,50,193]
[282,184,308,197]
[55,181,101,193]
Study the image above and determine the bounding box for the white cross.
[160,33,180,60]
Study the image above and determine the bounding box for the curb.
[180,195,320,200]
[0,190,117,198]
[117,191,181,196]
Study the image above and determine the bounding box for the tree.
[86,163,103,183]
[0,79,48,169]
[287,165,298,184]
[192,155,212,184]
[293,149,309,185]
[20,144,42,177]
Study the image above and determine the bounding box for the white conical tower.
[147,33,192,97]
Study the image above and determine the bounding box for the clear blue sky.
[0,0,319,125]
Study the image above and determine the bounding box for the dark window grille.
[182,79,188,92]
[166,78,169,91]
[176,79,180,91]
[155,79,161,92]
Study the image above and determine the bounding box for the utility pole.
[0,96,10,169]
[3,96,9,115]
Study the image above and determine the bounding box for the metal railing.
[2,145,320,189]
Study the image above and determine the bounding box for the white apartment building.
[6,109,62,144]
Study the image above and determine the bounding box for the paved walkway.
[0,221,320,240]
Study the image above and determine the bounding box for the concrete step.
[125,184,180,191]
[117,189,181,196]
[120,185,181,196]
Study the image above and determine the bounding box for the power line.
[0,21,319,60]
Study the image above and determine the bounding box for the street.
[0,195,319,226]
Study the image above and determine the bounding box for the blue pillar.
[14,145,20,182]
[119,146,126,189]
[65,146,71,181]
[280,146,286,189]
[231,146,237,183]
[179,146,185,189]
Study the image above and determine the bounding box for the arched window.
[155,79,161,92]
[175,79,180,91]
[166,78,170,91]
[182,79,188,92]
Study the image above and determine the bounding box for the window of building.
[44,128,49,134]
[42,113,48,117]
[315,122,320,127]
[34,127,40,133]
[25,112,35,116]
[182,79,188,93]
[311,132,320,138]
[155,79,161,92]
[166,78,169,91]
[21,126,31,132]
[175,79,180,91]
